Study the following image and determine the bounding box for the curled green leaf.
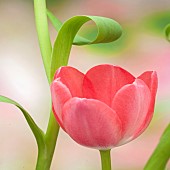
[49,11,122,81]
[165,24,170,42]
[0,95,45,148]
[47,10,122,46]
[144,124,170,170]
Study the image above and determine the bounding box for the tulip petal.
[111,79,151,145]
[83,64,135,106]
[54,66,84,97]
[51,80,72,130]
[134,71,158,137]
[62,97,122,149]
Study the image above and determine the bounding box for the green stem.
[100,150,112,170]
[35,112,60,170]
[34,0,60,169]
[34,0,52,83]
[45,112,60,167]
[36,146,48,170]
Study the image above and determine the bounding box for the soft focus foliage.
[165,24,170,42]
[143,11,170,36]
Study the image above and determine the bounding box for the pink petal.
[111,79,151,145]
[51,80,72,130]
[134,71,158,137]
[62,97,122,149]
[83,64,135,106]
[54,66,84,97]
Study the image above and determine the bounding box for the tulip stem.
[100,150,112,170]
[34,0,52,83]
[34,0,60,169]
[35,112,60,170]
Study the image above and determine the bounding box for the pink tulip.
[51,64,158,149]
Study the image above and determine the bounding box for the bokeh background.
[0,0,170,169]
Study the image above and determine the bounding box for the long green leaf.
[165,24,170,42]
[144,124,170,170]
[49,13,122,81]
[47,10,122,46]
[34,0,52,83]
[47,9,62,31]
[0,95,45,148]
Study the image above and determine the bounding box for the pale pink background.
[0,0,170,169]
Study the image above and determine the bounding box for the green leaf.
[47,9,62,31]
[144,124,170,170]
[0,95,45,148]
[49,12,122,81]
[80,27,131,55]
[34,0,52,83]
[165,24,170,42]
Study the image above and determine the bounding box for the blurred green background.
[0,0,170,169]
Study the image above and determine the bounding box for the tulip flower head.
[51,64,158,150]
